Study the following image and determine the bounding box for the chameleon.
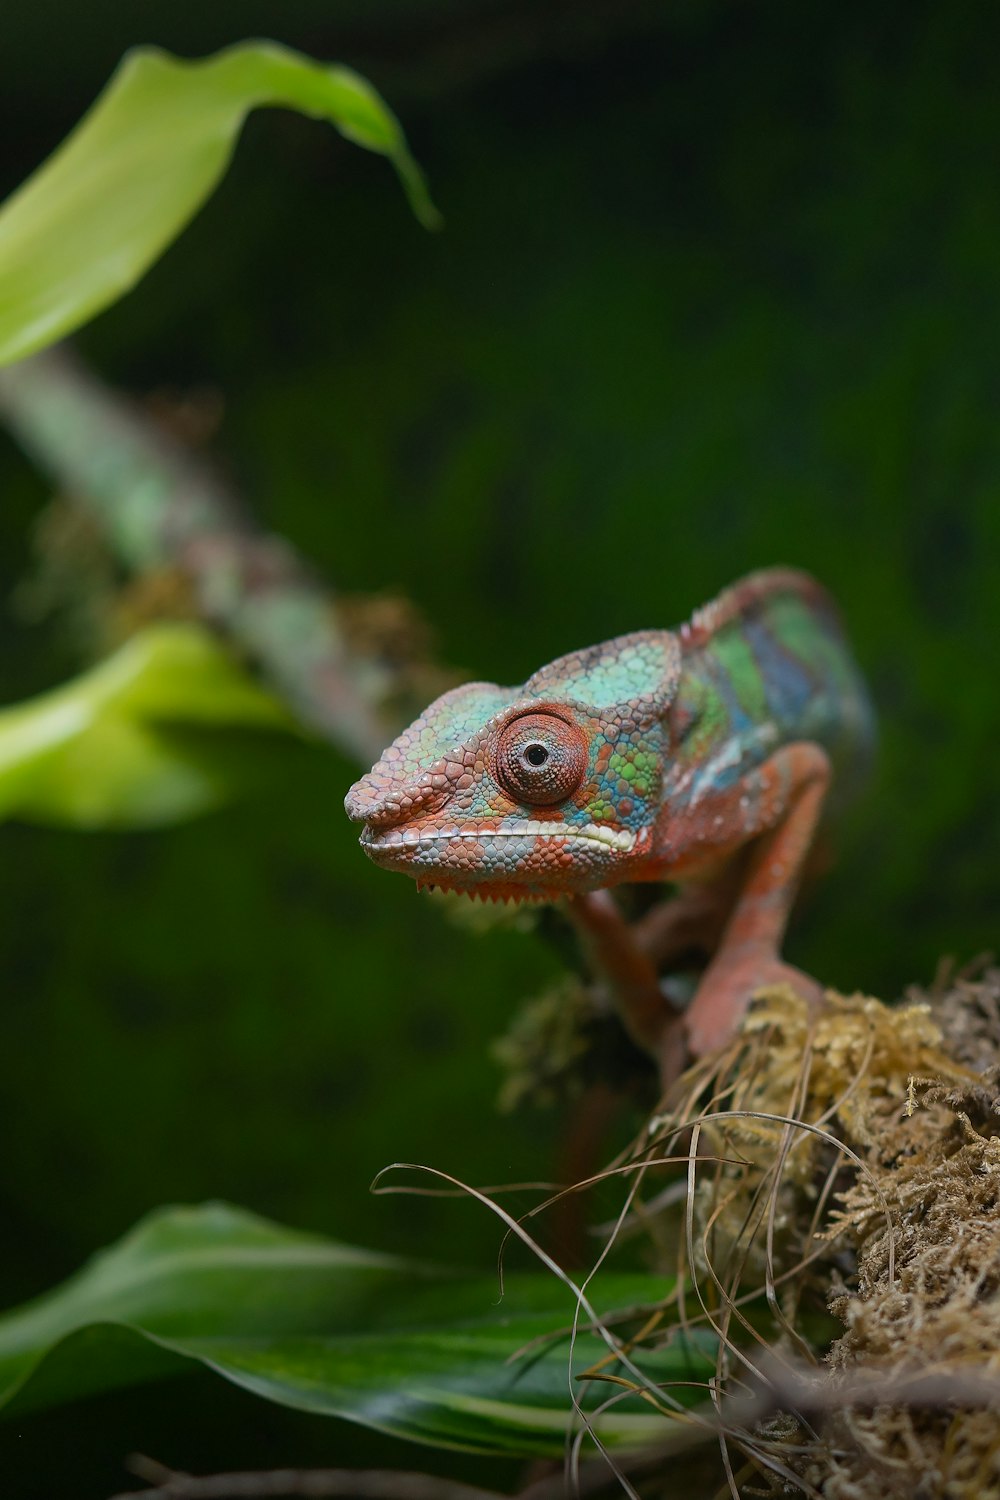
[345,569,873,1071]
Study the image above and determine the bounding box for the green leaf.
[0,41,439,368]
[0,624,304,827]
[0,1202,715,1458]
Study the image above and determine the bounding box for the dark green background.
[1,2,998,1494]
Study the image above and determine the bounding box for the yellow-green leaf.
[0,624,302,827]
[0,41,439,368]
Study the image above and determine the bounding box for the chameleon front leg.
[679,742,831,1059]
[564,890,668,1053]
[564,882,740,1085]
[632,857,748,971]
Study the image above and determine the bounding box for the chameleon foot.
[682,949,823,1058]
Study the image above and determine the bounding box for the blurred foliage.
[0,0,998,1494]
[0,41,436,367]
[0,624,303,827]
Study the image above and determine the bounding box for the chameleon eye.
[496,712,587,806]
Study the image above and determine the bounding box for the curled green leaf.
[0,624,303,828]
[0,41,440,368]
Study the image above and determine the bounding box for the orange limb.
[633,856,749,971]
[564,889,667,1053]
[677,742,831,1061]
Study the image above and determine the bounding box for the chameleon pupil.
[525,744,548,767]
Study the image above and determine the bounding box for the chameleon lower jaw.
[357,820,642,898]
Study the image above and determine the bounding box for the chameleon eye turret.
[494,710,587,806]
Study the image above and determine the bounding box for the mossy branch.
[0,347,400,764]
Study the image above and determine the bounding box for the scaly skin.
[345,569,873,1062]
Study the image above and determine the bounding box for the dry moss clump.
[655,970,1000,1498]
[668,985,973,1301]
[807,972,1000,1500]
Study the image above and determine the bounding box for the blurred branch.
[114,1429,714,1500]
[738,1359,1000,1421]
[111,1455,507,1500]
[111,1469,481,1500]
[0,347,394,763]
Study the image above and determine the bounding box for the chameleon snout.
[343,767,449,830]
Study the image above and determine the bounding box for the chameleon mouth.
[359,820,638,855]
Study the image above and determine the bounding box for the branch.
[114,1422,713,1500]
[0,347,392,764]
[111,1455,506,1500]
[738,1360,1000,1421]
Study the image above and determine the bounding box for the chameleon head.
[344,629,681,901]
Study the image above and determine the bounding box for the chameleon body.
[345,569,873,1057]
